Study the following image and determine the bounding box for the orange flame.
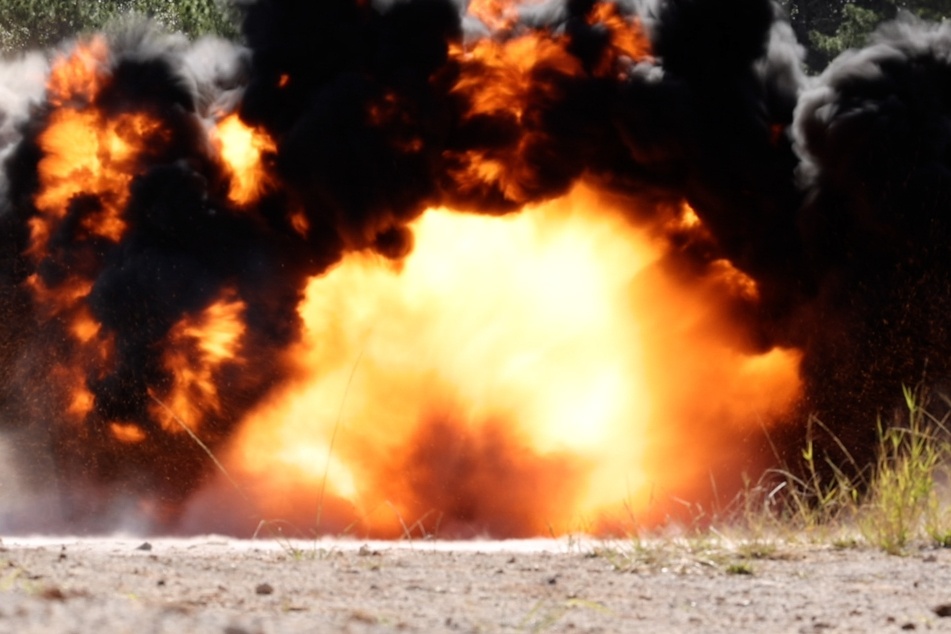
[588,2,653,76]
[28,38,170,263]
[446,4,651,205]
[153,292,248,434]
[194,186,801,537]
[211,113,277,206]
[29,110,166,257]
[467,0,522,30]
[110,422,147,444]
[25,26,803,540]
[23,39,175,441]
[451,36,582,121]
[46,36,110,106]
[24,274,92,317]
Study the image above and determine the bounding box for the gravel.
[0,536,950,632]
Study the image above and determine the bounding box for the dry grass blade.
[147,390,248,502]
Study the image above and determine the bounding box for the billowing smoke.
[0,0,948,534]
[792,17,951,458]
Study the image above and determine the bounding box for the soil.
[0,536,950,633]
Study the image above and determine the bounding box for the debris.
[39,586,66,601]
[255,583,274,595]
[933,604,951,618]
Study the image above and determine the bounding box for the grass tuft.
[857,386,951,554]
[743,385,951,554]
[598,385,951,565]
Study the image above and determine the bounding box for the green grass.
[700,385,951,555]
[1,0,240,55]
[857,386,951,554]
[594,385,951,564]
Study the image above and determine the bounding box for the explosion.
[210,113,276,206]
[184,188,800,536]
[0,0,949,537]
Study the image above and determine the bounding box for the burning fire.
[23,38,274,461]
[447,1,651,205]
[29,39,164,260]
[210,113,276,206]
[467,0,524,30]
[151,291,247,435]
[187,186,801,537]
[7,2,814,538]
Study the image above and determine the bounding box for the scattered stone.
[135,542,152,552]
[255,583,274,596]
[39,586,66,601]
[349,610,377,624]
[933,604,951,618]
[901,623,916,630]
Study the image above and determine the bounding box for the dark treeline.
[0,0,239,54]
[5,1,951,72]
[781,0,951,69]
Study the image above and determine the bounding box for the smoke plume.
[0,0,949,534]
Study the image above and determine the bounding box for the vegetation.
[730,385,951,554]
[781,0,951,70]
[0,0,239,54]
[582,387,951,580]
[4,0,951,67]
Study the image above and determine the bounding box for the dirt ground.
[0,536,950,633]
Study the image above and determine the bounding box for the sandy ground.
[0,536,950,633]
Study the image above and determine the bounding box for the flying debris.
[0,0,947,536]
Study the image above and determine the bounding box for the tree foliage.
[782,0,951,70]
[0,0,240,55]
[2,1,951,69]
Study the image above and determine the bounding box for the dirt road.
[0,536,950,632]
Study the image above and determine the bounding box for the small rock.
[40,586,66,601]
[349,610,377,624]
[135,542,152,552]
[933,604,951,618]
[901,623,916,630]
[255,583,274,595]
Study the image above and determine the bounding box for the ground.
[0,536,950,632]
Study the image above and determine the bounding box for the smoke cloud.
[1,0,949,532]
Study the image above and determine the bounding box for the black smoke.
[1,0,950,530]
[792,17,951,456]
